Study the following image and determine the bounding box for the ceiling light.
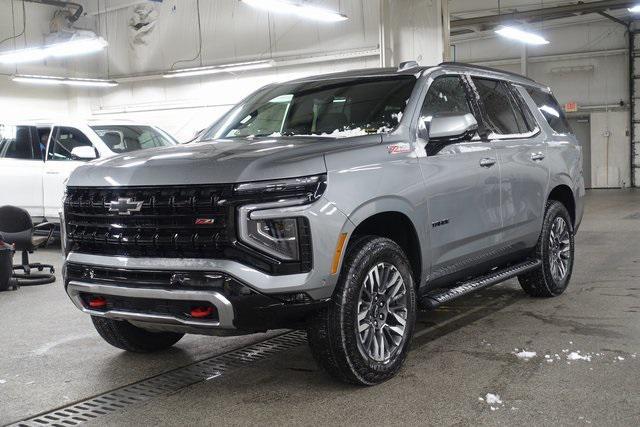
[240,0,348,22]
[629,5,640,13]
[0,36,108,64]
[495,26,549,45]
[12,74,118,88]
[163,60,274,79]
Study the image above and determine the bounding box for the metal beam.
[451,0,636,28]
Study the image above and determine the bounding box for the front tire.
[92,317,184,353]
[307,236,416,385]
[518,201,575,297]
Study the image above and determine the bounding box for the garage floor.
[1,190,639,426]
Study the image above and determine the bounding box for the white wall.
[0,0,443,140]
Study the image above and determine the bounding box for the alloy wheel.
[356,262,408,363]
[548,216,571,283]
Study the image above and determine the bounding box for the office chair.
[0,205,56,289]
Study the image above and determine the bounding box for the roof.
[438,62,548,89]
[286,66,432,84]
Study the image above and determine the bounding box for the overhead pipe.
[24,0,83,23]
[451,0,636,28]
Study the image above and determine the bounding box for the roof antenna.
[398,61,419,71]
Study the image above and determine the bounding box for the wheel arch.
[348,210,423,288]
[548,184,576,226]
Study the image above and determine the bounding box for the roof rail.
[438,61,537,83]
[398,61,420,71]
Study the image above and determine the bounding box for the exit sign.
[564,102,578,112]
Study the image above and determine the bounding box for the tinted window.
[48,127,95,161]
[91,125,176,153]
[421,75,472,117]
[473,78,527,135]
[0,125,35,160]
[526,88,572,134]
[203,76,416,139]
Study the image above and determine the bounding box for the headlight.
[236,175,323,261]
[234,174,326,201]
[245,217,301,260]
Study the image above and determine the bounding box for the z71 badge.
[195,218,216,225]
[387,143,412,154]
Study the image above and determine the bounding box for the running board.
[419,259,541,310]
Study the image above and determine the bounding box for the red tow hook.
[190,306,215,318]
[88,296,107,309]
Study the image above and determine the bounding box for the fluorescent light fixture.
[240,0,348,22]
[163,60,274,79]
[12,74,118,88]
[0,36,108,64]
[495,26,550,45]
[629,5,640,12]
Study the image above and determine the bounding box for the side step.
[419,259,541,310]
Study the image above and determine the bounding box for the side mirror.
[70,146,97,160]
[418,112,478,142]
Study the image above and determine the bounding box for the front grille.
[65,185,233,259]
[64,185,313,274]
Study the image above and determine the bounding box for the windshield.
[202,76,416,140]
[91,125,176,153]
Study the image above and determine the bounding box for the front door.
[417,74,502,282]
[43,126,98,220]
[0,125,45,220]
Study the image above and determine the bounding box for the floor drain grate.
[10,330,307,427]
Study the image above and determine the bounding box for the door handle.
[479,157,497,168]
[531,152,545,161]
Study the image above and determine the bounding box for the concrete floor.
[1,189,639,426]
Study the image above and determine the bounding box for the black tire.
[518,200,575,297]
[91,316,184,353]
[307,236,416,386]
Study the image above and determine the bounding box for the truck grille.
[64,185,234,259]
[64,185,313,274]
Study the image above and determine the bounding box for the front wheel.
[518,201,575,297]
[307,236,416,385]
[92,317,184,353]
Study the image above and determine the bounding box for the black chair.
[0,206,56,288]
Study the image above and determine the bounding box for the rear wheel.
[92,317,184,353]
[307,236,416,385]
[518,201,575,297]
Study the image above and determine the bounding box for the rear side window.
[0,125,37,160]
[48,127,96,161]
[525,88,572,134]
[472,77,530,135]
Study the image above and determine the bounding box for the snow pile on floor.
[567,351,592,362]
[479,393,504,411]
[514,349,537,360]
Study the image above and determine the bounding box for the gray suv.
[62,62,584,385]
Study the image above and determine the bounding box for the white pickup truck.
[0,120,177,224]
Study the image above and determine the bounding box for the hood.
[68,135,381,187]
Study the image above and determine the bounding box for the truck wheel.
[518,200,575,297]
[307,236,416,386]
[91,316,184,353]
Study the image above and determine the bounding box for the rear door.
[0,124,45,219]
[43,126,99,220]
[469,77,549,249]
[416,74,502,282]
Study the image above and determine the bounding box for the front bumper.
[62,196,351,335]
[65,269,328,335]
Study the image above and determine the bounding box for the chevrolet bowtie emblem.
[108,198,143,215]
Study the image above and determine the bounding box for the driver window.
[48,127,96,161]
[421,75,472,118]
